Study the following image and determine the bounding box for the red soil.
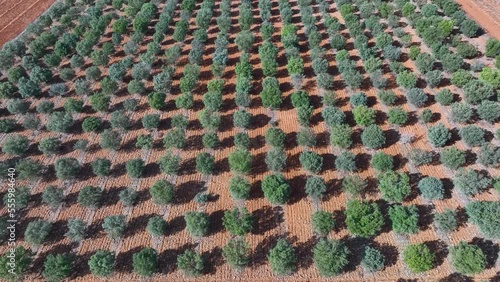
[0,0,55,47]
[455,0,500,39]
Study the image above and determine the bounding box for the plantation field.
[0,0,499,281]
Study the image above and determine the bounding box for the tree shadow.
[425,240,449,268]
[251,234,280,267]
[115,246,143,272]
[417,204,434,231]
[471,237,499,269]
[288,175,306,204]
[202,246,223,275]
[209,210,225,236]
[252,205,282,235]
[125,213,154,238]
[175,180,205,204]
[166,215,186,236]
[295,237,318,270]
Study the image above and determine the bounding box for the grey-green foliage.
[459,125,485,147]
[454,169,492,196]
[418,177,444,200]
[427,123,451,147]
[434,209,457,233]
[361,246,385,272]
[66,218,87,242]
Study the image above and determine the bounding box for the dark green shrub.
[78,186,103,208]
[371,152,393,171]
[434,209,458,232]
[312,211,334,236]
[312,239,349,277]
[184,211,209,238]
[268,239,296,276]
[223,207,253,236]
[43,253,72,282]
[378,171,410,202]
[132,248,158,277]
[345,200,383,237]
[150,180,174,206]
[388,205,419,234]
[261,174,290,205]
[449,242,486,275]
[361,125,385,149]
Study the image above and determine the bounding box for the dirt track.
[455,0,500,39]
[0,0,55,47]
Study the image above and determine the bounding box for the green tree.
[2,135,29,155]
[418,177,444,200]
[78,186,103,209]
[43,253,72,282]
[313,239,349,277]
[42,186,63,209]
[133,248,158,277]
[228,149,252,174]
[148,92,166,110]
[378,171,410,203]
[91,158,111,177]
[265,127,286,148]
[150,180,174,206]
[260,77,282,109]
[223,207,253,236]
[222,238,251,270]
[0,247,32,281]
[38,137,61,155]
[25,219,52,246]
[88,250,115,278]
[299,151,323,174]
[335,151,356,172]
[268,239,296,276]
[459,125,485,147]
[126,158,145,178]
[427,123,451,147]
[465,201,500,239]
[342,175,367,196]
[449,242,486,275]
[361,246,385,273]
[55,158,80,180]
[146,216,167,237]
[387,107,408,125]
[312,211,335,236]
[352,106,375,127]
[434,209,458,233]
[454,169,491,196]
[3,186,30,210]
[388,205,419,234]
[184,211,209,238]
[102,215,126,239]
[158,152,180,175]
[440,147,465,169]
[345,200,383,237]
[100,129,122,151]
[262,174,290,205]
[196,152,214,175]
[82,117,102,133]
[177,249,203,277]
[66,218,86,242]
[404,244,435,273]
[229,176,251,200]
[371,152,393,171]
[361,125,385,149]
